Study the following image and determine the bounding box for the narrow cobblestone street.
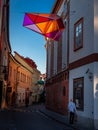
[0,104,76,130]
[0,103,93,130]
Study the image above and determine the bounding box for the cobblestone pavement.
[9,104,94,130]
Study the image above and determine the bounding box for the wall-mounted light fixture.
[85,68,93,81]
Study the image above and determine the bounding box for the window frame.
[73,77,84,111]
[74,18,84,51]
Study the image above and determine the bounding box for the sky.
[9,0,56,74]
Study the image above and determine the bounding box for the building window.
[73,77,84,111]
[63,86,66,96]
[14,69,16,81]
[9,66,12,77]
[17,71,20,81]
[74,18,83,51]
[21,73,22,82]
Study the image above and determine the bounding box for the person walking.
[68,98,77,124]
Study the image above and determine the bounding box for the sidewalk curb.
[39,110,79,130]
[38,104,94,130]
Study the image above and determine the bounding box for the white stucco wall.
[69,64,94,116]
[47,42,51,79]
[94,0,98,52]
[57,0,65,16]
[93,62,98,129]
[62,20,68,70]
[69,63,94,128]
[69,0,94,63]
[57,0,68,70]
[68,1,98,129]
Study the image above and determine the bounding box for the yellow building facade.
[8,52,33,107]
[8,51,41,107]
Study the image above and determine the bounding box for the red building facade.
[46,71,69,114]
[45,0,69,115]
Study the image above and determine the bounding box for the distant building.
[8,52,41,107]
[31,67,41,103]
[45,0,98,129]
[32,74,45,103]
[24,57,41,103]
